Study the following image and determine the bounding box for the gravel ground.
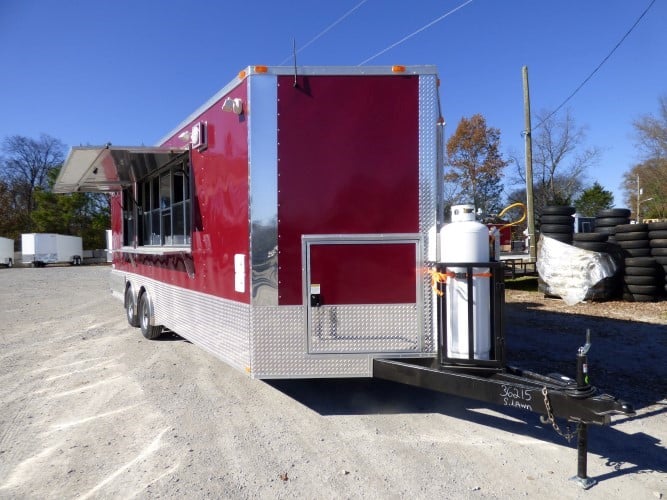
[0,266,665,499]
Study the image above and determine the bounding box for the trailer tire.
[139,292,163,340]
[125,286,140,327]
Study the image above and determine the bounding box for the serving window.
[137,159,191,247]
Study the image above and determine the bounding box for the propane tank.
[439,204,491,361]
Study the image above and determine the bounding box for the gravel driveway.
[0,266,665,499]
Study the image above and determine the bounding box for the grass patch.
[504,275,538,291]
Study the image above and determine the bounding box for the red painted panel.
[310,243,417,305]
[277,75,420,305]
[113,82,251,303]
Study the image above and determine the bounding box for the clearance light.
[253,65,269,74]
[238,70,247,80]
[391,65,406,73]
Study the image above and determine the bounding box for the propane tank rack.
[374,261,635,489]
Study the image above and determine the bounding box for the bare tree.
[512,109,600,214]
[0,134,66,225]
[534,109,599,206]
[633,95,667,159]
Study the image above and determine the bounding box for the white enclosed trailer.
[0,237,14,267]
[21,233,83,267]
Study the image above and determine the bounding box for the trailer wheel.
[125,286,140,327]
[139,292,163,340]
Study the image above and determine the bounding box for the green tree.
[32,167,110,249]
[573,182,614,216]
[445,114,507,217]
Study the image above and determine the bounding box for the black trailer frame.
[374,262,634,489]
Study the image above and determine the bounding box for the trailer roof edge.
[156,65,439,146]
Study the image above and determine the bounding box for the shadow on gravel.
[268,377,667,483]
[156,330,191,343]
[268,301,667,484]
[504,301,667,410]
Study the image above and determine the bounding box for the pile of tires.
[539,205,575,244]
[593,208,631,241]
[622,257,663,302]
[572,232,609,252]
[615,223,650,257]
[649,221,667,295]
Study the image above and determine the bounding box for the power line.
[358,0,474,66]
[279,0,370,65]
[532,0,657,132]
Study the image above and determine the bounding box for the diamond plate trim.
[122,271,252,372]
[419,74,439,354]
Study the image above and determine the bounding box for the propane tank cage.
[436,261,506,370]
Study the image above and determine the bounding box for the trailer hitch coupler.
[576,329,592,393]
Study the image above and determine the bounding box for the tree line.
[445,96,667,231]
[1,95,665,250]
[0,134,109,250]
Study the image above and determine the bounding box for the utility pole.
[636,174,641,222]
[522,66,536,260]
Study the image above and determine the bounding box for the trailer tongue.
[375,261,634,489]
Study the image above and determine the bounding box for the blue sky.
[1,0,664,206]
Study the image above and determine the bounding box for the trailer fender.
[138,289,164,340]
[124,283,139,328]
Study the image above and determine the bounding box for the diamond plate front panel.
[250,305,372,378]
[309,304,419,353]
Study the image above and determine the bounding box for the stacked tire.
[593,208,631,241]
[615,223,650,257]
[648,221,667,296]
[539,205,575,244]
[622,257,663,302]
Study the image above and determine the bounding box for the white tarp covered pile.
[537,234,619,305]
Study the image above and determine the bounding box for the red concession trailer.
[56,65,634,485]
[56,65,444,378]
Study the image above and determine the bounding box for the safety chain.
[541,387,576,443]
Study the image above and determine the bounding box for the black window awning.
[54,146,188,193]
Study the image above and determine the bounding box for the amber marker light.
[391,65,406,73]
[253,65,269,73]
[238,70,247,79]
